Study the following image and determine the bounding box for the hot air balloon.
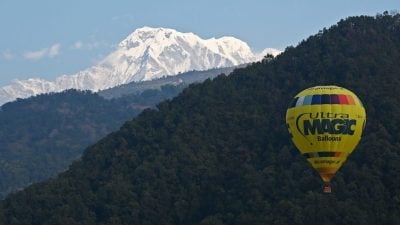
[285,86,366,193]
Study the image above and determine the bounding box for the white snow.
[0,27,282,105]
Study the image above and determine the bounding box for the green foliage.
[1,14,400,225]
[0,85,184,199]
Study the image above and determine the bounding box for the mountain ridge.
[0,27,280,105]
[98,66,238,99]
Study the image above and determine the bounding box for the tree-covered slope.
[0,84,184,199]
[1,14,400,225]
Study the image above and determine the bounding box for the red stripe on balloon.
[338,94,348,104]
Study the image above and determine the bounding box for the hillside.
[98,66,237,99]
[0,84,185,199]
[1,13,400,225]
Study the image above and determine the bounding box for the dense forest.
[1,13,400,225]
[0,84,184,199]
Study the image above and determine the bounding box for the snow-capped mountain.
[0,27,281,105]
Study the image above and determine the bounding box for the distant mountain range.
[0,27,280,105]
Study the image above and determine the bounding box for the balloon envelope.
[286,86,366,182]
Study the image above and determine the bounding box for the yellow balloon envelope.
[286,86,366,192]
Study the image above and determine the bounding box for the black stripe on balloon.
[303,152,342,158]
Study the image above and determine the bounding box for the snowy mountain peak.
[0,27,282,105]
[119,27,178,47]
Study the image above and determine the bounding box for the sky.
[0,0,399,86]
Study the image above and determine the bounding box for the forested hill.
[0,85,184,199]
[2,13,400,225]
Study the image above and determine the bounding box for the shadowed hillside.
[98,66,237,99]
[0,84,185,199]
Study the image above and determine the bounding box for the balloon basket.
[323,183,332,193]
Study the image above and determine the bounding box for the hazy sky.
[0,0,399,86]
